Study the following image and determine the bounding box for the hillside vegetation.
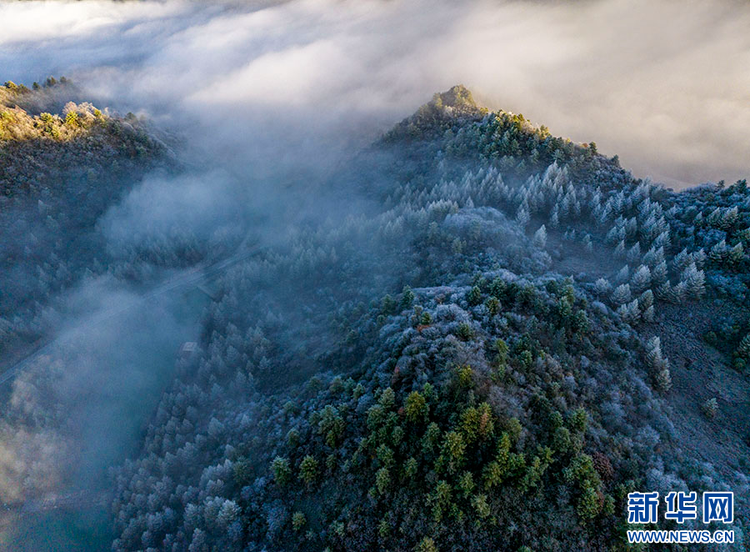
[101,87,749,551]
[0,79,167,359]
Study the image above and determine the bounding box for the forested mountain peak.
[384,84,486,142]
[0,79,164,197]
[97,86,750,551]
[382,85,628,193]
[1,80,749,552]
[429,84,482,115]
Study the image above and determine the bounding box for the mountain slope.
[0,80,167,362]
[106,87,749,551]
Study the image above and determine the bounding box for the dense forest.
[0,74,748,549]
[0,79,167,361]
[22,85,738,551]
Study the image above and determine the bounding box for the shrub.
[577,481,601,521]
[456,322,474,340]
[65,110,80,127]
[271,456,291,486]
[485,297,500,315]
[455,365,473,388]
[404,457,418,479]
[376,517,389,538]
[292,511,306,532]
[405,391,428,423]
[702,398,719,419]
[375,467,391,495]
[471,493,491,519]
[422,423,441,454]
[429,480,452,522]
[569,408,588,433]
[416,537,438,552]
[467,285,482,306]
[379,387,396,409]
[438,431,466,474]
[299,455,319,485]
[460,402,495,443]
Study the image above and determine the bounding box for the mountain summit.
[385,84,486,141]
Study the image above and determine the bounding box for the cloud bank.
[1,0,749,187]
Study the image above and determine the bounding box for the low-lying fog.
[1,0,749,188]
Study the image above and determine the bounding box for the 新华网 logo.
[627,491,733,525]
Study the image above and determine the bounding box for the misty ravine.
[1,1,750,551]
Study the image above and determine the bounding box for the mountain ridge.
[100,88,750,551]
[0,84,748,551]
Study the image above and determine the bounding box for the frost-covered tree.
[709,240,728,264]
[617,299,640,324]
[702,398,718,419]
[616,265,630,283]
[549,207,560,229]
[612,284,632,305]
[652,261,668,285]
[672,281,687,304]
[728,242,744,268]
[707,207,722,228]
[721,206,738,230]
[645,337,671,392]
[605,226,620,246]
[627,242,641,264]
[642,304,655,323]
[639,289,654,310]
[630,265,651,294]
[594,278,612,296]
[737,333,750,357]
[655,280,671,300]
[642,246,664,267]
[625,217,638,241]
[653,230,671,250]
[614,240,626,259]
[673,249,690,272]
[516,205,530,229]
[533,225,547,248]
[582,233,593,253]
[692,248,707,269]
[680,262,705,299]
